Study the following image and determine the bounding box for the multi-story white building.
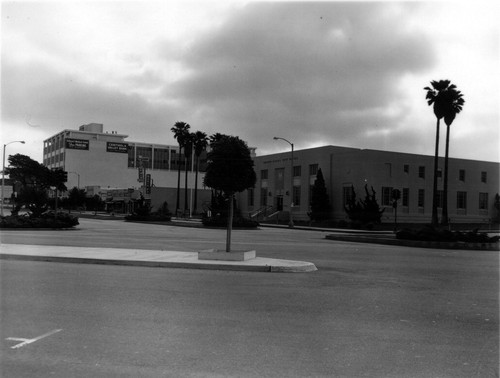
[237,146,499,224]
[43,123,212,213]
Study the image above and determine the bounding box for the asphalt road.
[1,219,498,377]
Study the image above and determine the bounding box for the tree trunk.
[184,154,189,213]
[176,145,181,215]
[226,193,234,252]
[441,124,450,226]
[431,118,440,226]
[194,156,199,214]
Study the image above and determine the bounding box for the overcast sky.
[1,0,499,164]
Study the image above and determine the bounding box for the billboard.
[65,138,89,150]
[107,142,128,153]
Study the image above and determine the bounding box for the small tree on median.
[309,168,330,222]
[203,134,256,252]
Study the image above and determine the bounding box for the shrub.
[0,211,79,229]
[396,226,499,243]
[202,214,259,228]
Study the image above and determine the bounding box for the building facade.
[238,146,499,224]
[43,123,212,213]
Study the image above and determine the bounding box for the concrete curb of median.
[0,244,317,273]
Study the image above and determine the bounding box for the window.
[459,169,465,182]
[136,147,152,169]
[261,169,268,180]
[418,166,425,179]
[309,164,318,176]
[293,165,301,177]
[479,193,488,210]
[153,148,169,170]
[457,191,467,209]
[292,186,301,206]
[247,188,254,207]
[381,187,393,206]
[418,189,425,208]
[128,145,136,167]
[403,164,409,174]
[343,186,354,207]
[402,188,409,207]
[481,171,487,183]
[260,188,268,206]
[436,190,444,208]
[437,168,442,179]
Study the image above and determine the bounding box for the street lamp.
[273,136,294,228]
[1,140,25,216]
[69,171,80,189]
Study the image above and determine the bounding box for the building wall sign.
[65,138,89,150]
[107,142,128,153]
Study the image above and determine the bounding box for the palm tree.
[424,80,453,226]
[192,131,208,214]
[183,132,194,214]
[441,85,465,225]
[171,121,190,215]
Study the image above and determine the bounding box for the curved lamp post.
[273,136,294,228]
[1,140,25,216]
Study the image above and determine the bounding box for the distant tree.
[495,193,500,223]
[171,121,191,215]
[204,134,256,252]
[309,168,330,221]
[344,184,385,227]
[192,130,209,214]
[5,154,67,217]
[424,80,463,226]
[67,187,86,212]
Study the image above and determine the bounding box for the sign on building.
[65,138,89,150]
[107,142,128,153]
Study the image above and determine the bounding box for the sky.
[1,0,499,164]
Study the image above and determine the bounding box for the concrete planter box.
[198,249,256,261]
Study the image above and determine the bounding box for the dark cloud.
[166,2,436,152]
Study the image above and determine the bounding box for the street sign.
[138,167,144,182]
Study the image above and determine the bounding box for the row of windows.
[127,146,207,171]
[261,164,319,180]
[409,165,487,183]
[374,186,488,211]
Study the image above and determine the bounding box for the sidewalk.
[0,244,317,273]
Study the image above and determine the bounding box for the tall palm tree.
[171,121,190,215]
[192,131,208,214]
[183,132,194,214]
[424,80,452,226]
[441,85,465,225]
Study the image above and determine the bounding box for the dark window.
[381,187,393,206]
[479,192,488,210]
[293,165,301,177]
[481,171,487,183]
[261,169,268,180]
[418,189,425,208]
[459,169,465,182]
[437,190,444,208]
[457,191,467,209]
[343,186,354,208]
[293,186,301,206]
[136,147,152,169]
[153,148,169,170]
[418,166,425,179]
[309,164,318,176]
[437,169,442,178]
[402,188,409,207]
[403,164,409,174]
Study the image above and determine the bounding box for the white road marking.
[7,329,62,349]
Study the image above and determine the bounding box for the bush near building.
[0,211,79,229]
[396,226,499,243]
